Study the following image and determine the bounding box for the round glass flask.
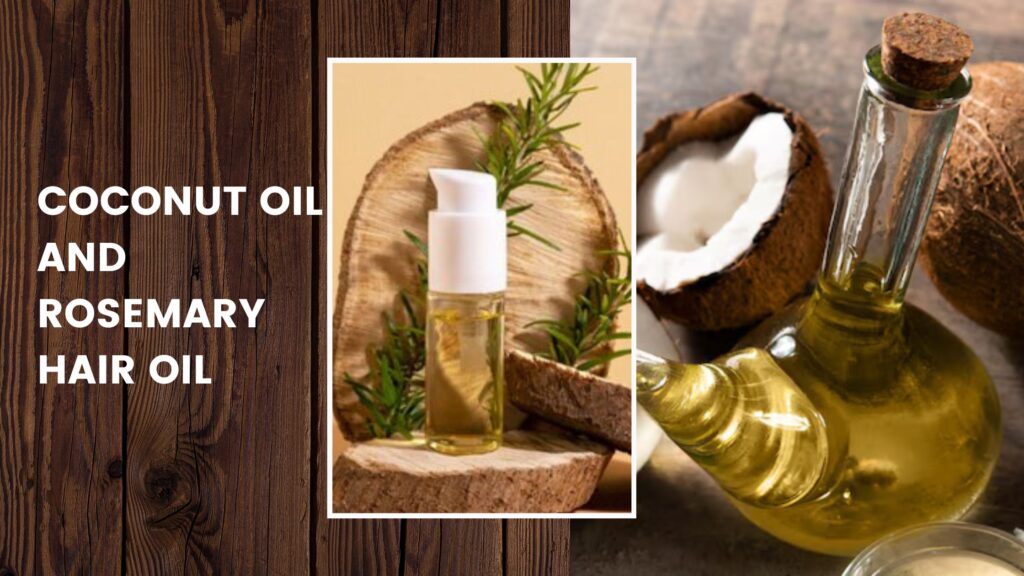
[637,45,1002,557]
[732,46,1001,555]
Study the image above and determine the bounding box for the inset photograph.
[327,59,635,516]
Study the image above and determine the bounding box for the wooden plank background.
[0,1,570,574]
[571,0,1024,574]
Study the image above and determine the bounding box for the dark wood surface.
[507,0,571,57]
[313,519,570,576]
[126,0,314,572]
[1,1,125,573]
[507,520,572,576]
[0,1,570,574]
[571,0,1024,574]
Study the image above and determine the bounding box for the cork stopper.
[881,12,973,91]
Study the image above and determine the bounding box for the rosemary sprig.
[349,64,599,438]
[344,231,428,439]
[529,230,632,373]
[480,63,599,249]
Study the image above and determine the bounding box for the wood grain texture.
[326,0,437,57]
[126,0,311,573]
[507,0,570,56]
[440,520,503,575]
[403,520,441,575]
[315,1,338,574]
[320,520,402,576]
[320,0,569,58]
[333,431,611,513]
[0,0,124,574]
[572,0,1024,573]
[437,0,502,56]
[506,520,571,576]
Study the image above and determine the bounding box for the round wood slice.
[333,103,618,440]
[332,430,612,513]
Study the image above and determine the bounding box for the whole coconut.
[921,62,1024,336]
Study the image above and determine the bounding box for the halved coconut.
[637,93,833,331]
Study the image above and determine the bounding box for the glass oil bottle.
[638,40,1002,555]
[425,169,506,455]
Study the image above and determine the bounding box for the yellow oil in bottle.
[639,39,1002,556]
[425,292,504,455]
[639,277,1001,555]
[638,348,838,508]
[729,268,1001,555]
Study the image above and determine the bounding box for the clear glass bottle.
[638,45,1002,556]
[426,291,504,454]
[425,169,507,455]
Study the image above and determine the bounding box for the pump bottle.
[425,169,506,455]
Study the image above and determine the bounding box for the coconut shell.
[920,62,1024,336]
[637,93,833,331]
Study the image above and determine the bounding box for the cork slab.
[506,351,632,452]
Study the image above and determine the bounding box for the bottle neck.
[819,46,968,311]
[636,350,738,450]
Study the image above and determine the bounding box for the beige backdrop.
[330,62,633,384]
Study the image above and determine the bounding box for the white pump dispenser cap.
[428,169,507,294]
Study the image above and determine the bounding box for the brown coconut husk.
[921,62,1024,336]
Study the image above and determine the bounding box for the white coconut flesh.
[638,113,794,291]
